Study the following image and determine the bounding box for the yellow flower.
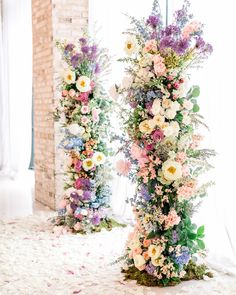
[92,152,106,165]
[76,76,91,92]
[153,114,165,127]
[82,158,95,171]
[162,160,182,181]
[64,69,76,84]
[124,36,138,56]
[139,120,154,134]
[148,245,163,259]
[151,255,165,267]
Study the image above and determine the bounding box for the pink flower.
[164,209,181,229]
[81,116,89,124]
[176,152,186,163]
[75,160,82,172]
[152,129,164,142]
[81,105,90,114]
[133,247,142,255]
[92,108,100,123]
[182,21,200,39]
[182,164,190,176]
[62,89,68,97]
[74,222,81,231]
[76,92,89,103]
[69,89,76,97]
[116,159,131,176]
[153,54,166,77]
[145,143,154,151]
[143,39,157,53]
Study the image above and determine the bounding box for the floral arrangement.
[53,37,122,234]
[115,0,215,286]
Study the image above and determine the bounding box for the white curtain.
[0,0,33,219]
[89,0,236,270]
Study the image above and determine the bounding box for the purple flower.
[82,190,91,201]
[145,263,156,275]
[159,36,175,52]
[70,202,77,211]
[195,36,205,49]
[94,63,100,74]
[173,247,190,266]
[161,25,180,37]
[146,15,160,28]
[91,45,97,53]
[70,191,79,201]
[172,230,179,243]
[79,37,87,44]
[91,215,101,225]
[174,38,189,55]
[81,45,90,54]
[71,53,79,68]
[65,43,75,53]
[140,185,152,201]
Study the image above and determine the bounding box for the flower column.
[116,0,215,287]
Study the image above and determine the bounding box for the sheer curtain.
[89,0,236,270]
[0,0,33,219]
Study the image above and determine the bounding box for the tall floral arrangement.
[115,0,215,286]
[53,37,121,234]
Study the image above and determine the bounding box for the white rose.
[151,99,161,115]
[162,123,174,137]
[171,101,180,112]
[183,100,193,110]
[162,160,183,181]
[170,121,180,137]
[148,245,163,259]
[133,255,146,268]
[165,109,176,120]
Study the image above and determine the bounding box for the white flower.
[128,238,141,250]
[151,255,165,267]
[82,158,95,171]
[64,69,76,84]
[162,123,174,137]
[148,245,163,259]
[124,36,138,56]
[182,114,191,125]
[109,84,119,100]
[162,160,183,181]
[139,120,155,134]
[165,109,176,120]
[153,114,165,127]
[171,101,180,112]
[92,152,106,165]
[122,76,133,89]
[183,100,193,110]
[81,209,88,216]
[133,255,146,268]
[68,124,85,136]
[162,98,172,109]
[76,76,91,92]
[170,121,180,137]
[151,99,161,115]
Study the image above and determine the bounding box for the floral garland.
[115,0,215,287]
[53,37,122,234]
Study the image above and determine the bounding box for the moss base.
[122,260,213,287]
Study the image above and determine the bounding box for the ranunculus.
[124,36,138,56]
[162,160,183,181]
[148,245,163,259]
[82,158,95,171]
[116,159,131,176]
[64,69,76,84]
[92,152,106,165]
[76,76,91,92]
[152,129,164,142]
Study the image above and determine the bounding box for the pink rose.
[75,160,82,172]
[81,105,90,114]
[81,116,89,124]
[143,39,157,53]
[116,159,131,176]
[69,89,76,97]
[151,129,164,142]
[153,54,166,77]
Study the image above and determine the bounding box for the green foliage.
[193,104,200,113]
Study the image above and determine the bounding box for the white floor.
[0,207,236,295]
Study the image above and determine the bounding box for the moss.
[122,260,213,287]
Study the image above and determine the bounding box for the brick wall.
[32,0,88,209]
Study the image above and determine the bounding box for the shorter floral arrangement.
[114,0,215,287]
[52,37,122,234]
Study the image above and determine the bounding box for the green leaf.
[193,104,200,113]
[188,232,197,240]
[191,85,200,97]
[197,239,205,249]
[197,225,205,236]
[176,112,183,123]
[147,231,156,239]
